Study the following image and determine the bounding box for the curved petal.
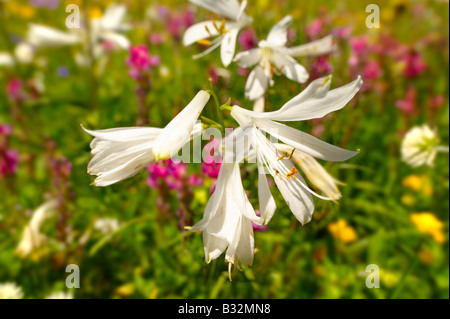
[220,27,240,66]
[245,65,271,101]
[233,48,262,68]
[272,51,309,83]
[183,21,231,46]
[266,15,292,47]
[287,35,336,57]
[255,118,359,162]
[152,90,210,160]
[27,24,80,48]
[244,76,363,121]
[189,0,241,21]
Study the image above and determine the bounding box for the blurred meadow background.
[0,0,449,299]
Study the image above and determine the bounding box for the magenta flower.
[1,124,19,178]
[6,78,24,102]
[402,50,426,78]
[396,87,417,116]
[126,45,160,80]
[305,19,323,39]
[239,28,258,51]
[310,56,333,80]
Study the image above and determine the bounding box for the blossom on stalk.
[83,91,210,186]
[187,162,261,280]
[234,15,335,100]
[227,75,362,225]
[401,124,448,168]
[410,213,445,244]
[183,0,253,67]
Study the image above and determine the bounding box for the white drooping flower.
[187,162,261,280]
[227,75,362,225]
[0,283,24,299]
[183,0,253,66]
[233,15,335,101]
[45,291,74,299]
[401,124,449,168]
[83,90,210,186]
[16,200,58,258]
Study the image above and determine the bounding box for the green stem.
[208,79,225,135]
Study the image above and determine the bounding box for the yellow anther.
[286,167,298,179]
[197,39,212,46]
[219,19,227,33]
[277,153,287,161]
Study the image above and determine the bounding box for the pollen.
[197,39,212,46]
[286,167,298,179]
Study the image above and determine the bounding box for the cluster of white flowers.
[82,0,363,280]
[0,4,130,68]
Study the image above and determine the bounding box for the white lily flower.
[228,75,363,225]
[401,124,449,168]
[187,162,261,280]
[83,91,210,186]
[183,0,253,66]
[26,23,81,48]
[234,15,335,100]
[16,200,58,257]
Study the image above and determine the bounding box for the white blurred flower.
[183,0,253,66]
[0,52,15,67]
[83,91,210,186]
[94,218,120,234]
[16,200,58,258]
[45,291,73,299]
[234,15,335,100]
[14,42,35,64]
[20,4,130,67]
[401,124,449,168]
[0,283,24,299]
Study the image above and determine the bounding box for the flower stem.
[208,78,225,135]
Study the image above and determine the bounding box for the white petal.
[189,0,241,21]
[266,15,292,47]
[152,90,210,160]
[27,24,80,48]
[82,126,162,186]
[220,27,239,67]
[233,48,262,68]
[256,153,276,225]
[287,35,336,57]
[245,65,271,101]
[255,119,359,162]
[243,76,363,122]
[183,21,231,46]
[100,31,130,49]
[100,4,127,31]
[272,51,309,83]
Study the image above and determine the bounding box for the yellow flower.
[88,6,103,19]
[402,174,434,196]
[328,219,357,243]
[410,213,445,244]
